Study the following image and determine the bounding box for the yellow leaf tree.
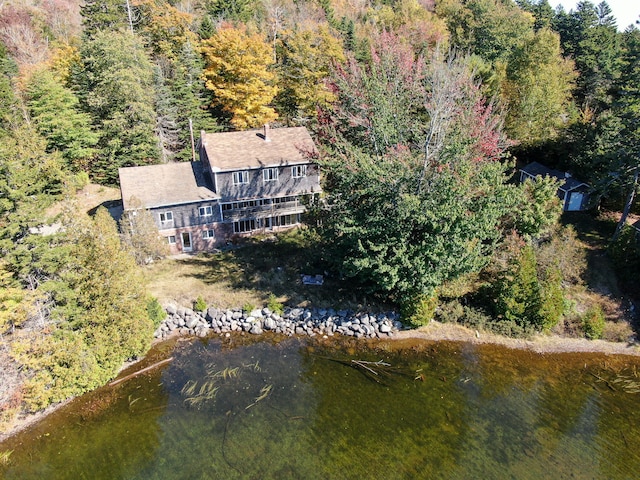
[201,25,278,130]
[276,26,345,122]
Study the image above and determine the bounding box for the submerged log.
[109,357,174,386]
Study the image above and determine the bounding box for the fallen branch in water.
[109,357,174,386]
[351,359,391,376]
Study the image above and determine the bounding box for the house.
[118,126,321,253]
[519,162,591,212]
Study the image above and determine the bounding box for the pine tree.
[25,68,98,171]
[81,0,130,39]
[75,30,159,183]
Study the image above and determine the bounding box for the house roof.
[520,161,589,192]
[119,162,218,210]
[201,126,317,171]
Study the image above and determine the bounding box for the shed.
[519,162,591,212]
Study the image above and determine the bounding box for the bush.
[147,297,166,327]
[194,296,207,312]
[266,294,284,315]
[435,300,465,323]
[582,306,605,340]
[242,302,256,313]
[402,294,438,328]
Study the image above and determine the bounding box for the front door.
[181,232,192,252]
[567,192,583,211]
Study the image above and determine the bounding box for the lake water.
[1,334,640,479]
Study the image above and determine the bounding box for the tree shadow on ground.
[174,231,387,311]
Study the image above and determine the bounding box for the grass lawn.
[144,229,385,312]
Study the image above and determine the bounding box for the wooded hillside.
[0,0,639,426]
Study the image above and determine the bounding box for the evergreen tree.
[554,1,622,111]
[81,0,131,39]
[317,44,516,309]
[25,69,98,171]
[75,30,159,184]
[13,208,155,409]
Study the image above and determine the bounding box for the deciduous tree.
[201,24,278,129]
[275,26,345,123]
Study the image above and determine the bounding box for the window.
[232,171,249,185]
[221,203,233,211]
[233,219,256,233]
[199,206,213,217]
[202,229,215,239]
[159,211,173,223]
[167,235,176,244]
[273,196,296,204]
[292,165,307,178]
[263,168,278,182]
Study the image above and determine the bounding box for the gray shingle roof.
[201,126,317,171]
[119,162,218,210]
[520,161,588,192]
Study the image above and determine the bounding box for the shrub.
[435,300,465,323]
[402,294,438,328]
[242,302,256,313]
[266,294,284,315]
[582,306,605,340]
[194,296,207,312]
[147,297,166,327]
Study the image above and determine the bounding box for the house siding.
[215,164,320,202]
[151,201,222,230]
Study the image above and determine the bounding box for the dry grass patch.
[143,254,263,309]
[143,230,379,311]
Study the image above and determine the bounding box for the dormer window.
[263,168,278,182]
[233,171,249,185]
[292,165,307,178]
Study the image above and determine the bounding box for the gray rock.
[263,318,277,330]
[185,317,198,329]
[250,309,263,318]
[250,324,263,335]
[380,324,392,333]
[166,304,177,315]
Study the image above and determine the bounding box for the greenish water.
[2,335,640,479]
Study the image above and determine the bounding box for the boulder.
[250,324,263,335]
[185,317,198,329]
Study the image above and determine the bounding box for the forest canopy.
[0,0,638,413]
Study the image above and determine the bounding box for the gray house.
[118,126,321,253]
[519,162,591,212]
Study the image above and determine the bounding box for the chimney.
[263,124,271,142]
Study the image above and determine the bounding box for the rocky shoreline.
[155,304,403,340]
